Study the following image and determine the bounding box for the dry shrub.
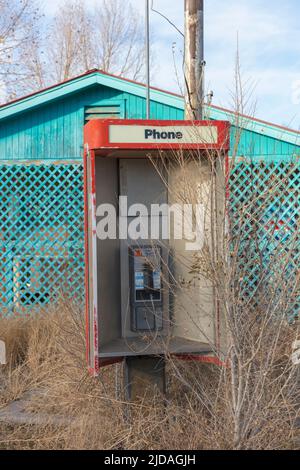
[0,301,299,450]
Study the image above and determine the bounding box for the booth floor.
[98,336,212,358]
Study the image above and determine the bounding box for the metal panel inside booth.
[95,157,121,349]
[168,157,226,351]
[119,159,170,342]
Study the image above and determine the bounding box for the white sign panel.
[109,125,218,145]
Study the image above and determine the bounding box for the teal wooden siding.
[0,85,184,162]
[230,126,300,161]
[0,79,299,161]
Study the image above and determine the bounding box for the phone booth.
[84,119,230,378]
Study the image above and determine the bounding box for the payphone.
[129,246,163,332]
[84,119,230,376]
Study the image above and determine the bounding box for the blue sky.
[44,0,300,129]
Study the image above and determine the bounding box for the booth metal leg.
[124,356,166,401]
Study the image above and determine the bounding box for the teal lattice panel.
[229,159,299,318]
[0,162,84,314]
[0,158,298,318]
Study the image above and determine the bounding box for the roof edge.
[0,69,183,120]
[0,69,299,145]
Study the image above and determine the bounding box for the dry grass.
[0,302,124,450]
[0,302,299,450]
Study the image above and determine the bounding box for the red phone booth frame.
[84,119,230,376]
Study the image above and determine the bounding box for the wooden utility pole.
[145,0,150,119]
[184,0,204,120]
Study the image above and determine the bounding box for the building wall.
[1,84,299,162]
[0,85,184,162]
[230,126,300,161]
